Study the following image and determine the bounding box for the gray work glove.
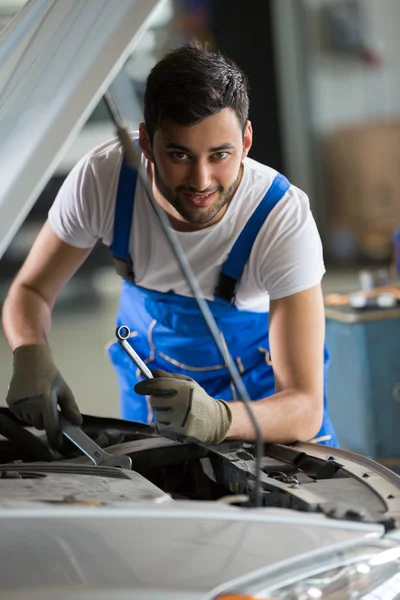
[134,370,232,444]
[6,344,82,449]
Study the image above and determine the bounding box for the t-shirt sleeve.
[256,185,326,300]
[48,155,102,249]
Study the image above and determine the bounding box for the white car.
[1,2,400,599]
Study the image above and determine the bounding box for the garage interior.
[0,1,399,463]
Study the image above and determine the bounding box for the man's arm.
[2,221,93,447]
[226,283,325,443]
[2,220,92,349]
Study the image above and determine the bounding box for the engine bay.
[1,407,400,532]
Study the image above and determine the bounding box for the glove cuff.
[13,344,55,372]
[14,343,52,356]
[214,399,233,443]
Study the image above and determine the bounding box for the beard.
[153,162,242,226]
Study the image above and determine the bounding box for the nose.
[188,159,212,191]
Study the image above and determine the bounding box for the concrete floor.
[0,266,360,419]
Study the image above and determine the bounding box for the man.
[2,43,338,449]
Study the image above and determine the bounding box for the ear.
[242,120,253,160]
[138,123,154,163]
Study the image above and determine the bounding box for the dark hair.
[144,41,250,141]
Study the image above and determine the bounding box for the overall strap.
[109,141,140,282]
[215,173,291,303]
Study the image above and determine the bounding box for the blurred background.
[0,0,399,463]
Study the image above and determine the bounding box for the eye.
[212,152,229,160]
[170,151,190,161]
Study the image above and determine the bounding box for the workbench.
[325,303,400,466]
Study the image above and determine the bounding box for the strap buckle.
[113,257,135,283]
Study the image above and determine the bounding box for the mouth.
[182,190,217,207]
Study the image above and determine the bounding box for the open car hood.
[0,0,162,259]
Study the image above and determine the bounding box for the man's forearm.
[2,283,52,351]
[225,389,323,443]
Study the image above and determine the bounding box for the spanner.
[116,325,153,379]
[60,416,132,469]
[115,325,188,443]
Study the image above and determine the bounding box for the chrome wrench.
[116,325,186,443]
[60,416,132,469]
[115,324,180,441]
[116,325,153,379]
[115,325,198,443]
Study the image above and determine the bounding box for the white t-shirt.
[48,134,325,313]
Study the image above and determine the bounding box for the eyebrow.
[164,143,235,153]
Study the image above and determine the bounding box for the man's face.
[139,108,252,230]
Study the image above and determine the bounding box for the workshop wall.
[300,0,400,262]
[304,0,400,132]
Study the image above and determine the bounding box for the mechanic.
[2,42,339,450]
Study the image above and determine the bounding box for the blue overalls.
[107,158,339,447]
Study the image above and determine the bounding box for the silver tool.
[115,325,153,379]
[61,416,132,469]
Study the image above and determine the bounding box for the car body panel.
[0,503,383,597]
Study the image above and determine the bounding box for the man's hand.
[134,370,232,443]
[6,344,82,449]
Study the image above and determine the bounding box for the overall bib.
[107,157,339,447]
